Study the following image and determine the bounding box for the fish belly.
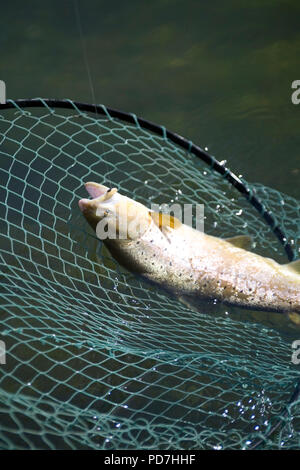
[107,224,300,315]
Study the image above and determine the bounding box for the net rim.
[0,97,296,261]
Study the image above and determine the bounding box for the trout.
[78,182,300,322]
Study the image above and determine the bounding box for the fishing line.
[73,0,97,109]
[73,0,109,180]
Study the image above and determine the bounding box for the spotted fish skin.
[79,182,300,316]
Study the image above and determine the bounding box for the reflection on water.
[1,1,300,198]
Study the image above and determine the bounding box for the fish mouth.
[85,182,110,198]
[78,182,111,212]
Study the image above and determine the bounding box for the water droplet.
[213,444,222,450]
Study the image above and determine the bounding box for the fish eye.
[105,187,118,198]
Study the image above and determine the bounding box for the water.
[0,0,300,450]
[1,0,299,199]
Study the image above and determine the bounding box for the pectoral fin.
[285,259,300,274]
[288,312,300,326]
[150,211,182,232]
[225,235,253,250]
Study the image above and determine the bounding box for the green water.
[1,0,300,450]
[1,0,300,199]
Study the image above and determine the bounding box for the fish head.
[78,182,151,240]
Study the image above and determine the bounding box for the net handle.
[0,97,295,261]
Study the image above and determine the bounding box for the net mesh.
[0,99,299,450]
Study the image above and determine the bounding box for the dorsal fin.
[225,235,253,250]
[285,259,300,274]
[150,211,181,231]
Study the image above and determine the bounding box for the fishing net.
[0,98,299,450]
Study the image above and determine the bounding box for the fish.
[78,182,300,323]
